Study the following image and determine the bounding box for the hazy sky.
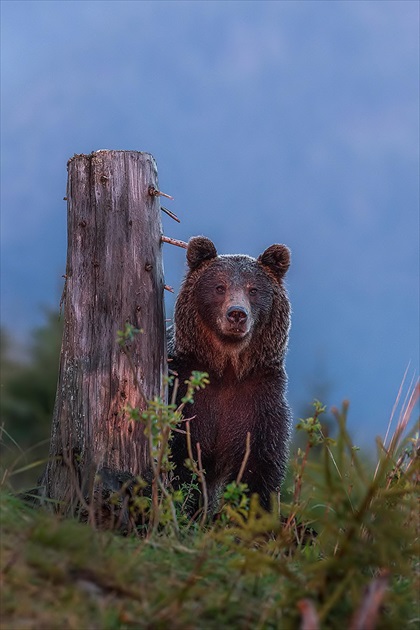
[1,0,419,446]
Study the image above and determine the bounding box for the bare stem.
[236,432,251,484]
[161,206,181,223]
[196,442,209,526]
[161,235,188,249]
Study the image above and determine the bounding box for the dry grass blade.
[381,363,411,451]
[374,378,419,481]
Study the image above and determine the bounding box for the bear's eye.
[215,285,226,294]
[249,288,258,296]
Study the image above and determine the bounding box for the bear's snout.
[226,306,248,324]
[222,303,251,339]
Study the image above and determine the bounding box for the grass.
[1,385,419,629]
[0,493,300,630]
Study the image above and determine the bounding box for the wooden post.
[41,150,166,514]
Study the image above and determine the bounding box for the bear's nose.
[226,306,248,324]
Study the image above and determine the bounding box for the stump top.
[67,150,156,167]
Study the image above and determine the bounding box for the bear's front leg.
[239,456,283,512]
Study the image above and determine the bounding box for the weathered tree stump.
[41,150,166,517]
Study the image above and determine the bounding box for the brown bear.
[168,236,292,513]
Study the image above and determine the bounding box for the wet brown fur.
[168,236,292,512]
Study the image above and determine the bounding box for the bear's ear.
[186,236,218,270]
[258,244,291,280]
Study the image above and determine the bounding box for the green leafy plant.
[121,334,210,534]
[2,316,418,628]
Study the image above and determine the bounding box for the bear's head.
[173,236,291,376]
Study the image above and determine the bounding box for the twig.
[148,185,174,200]
[184,421,208,524]
[146,413,180,538]
[161,235,188,249]
[236,432,251,484]
[196,442,209,526]
[161,206,180,223]
[285,441,311,529]
[170,377,179,407]
[144,539,198,554]
[164,285,174,293]
[61,446,96,529]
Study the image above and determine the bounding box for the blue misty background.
[1,1,418,447]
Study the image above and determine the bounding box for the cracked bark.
[41,150,166,516]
